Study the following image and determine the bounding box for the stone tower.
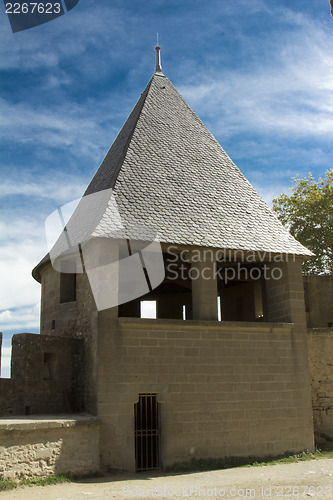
[32,46,314,471]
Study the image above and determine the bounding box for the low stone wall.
[0,334,84,417]
[307,328,333,445]
[0,414,100,479]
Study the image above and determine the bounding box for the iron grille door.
[134,393,160,472]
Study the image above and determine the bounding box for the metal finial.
[154,39,162,74]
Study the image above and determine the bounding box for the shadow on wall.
[0,415,100,479]
[0,333,85,417]
[307,327,333,447]
[304,275,333,328]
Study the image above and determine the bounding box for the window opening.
[140,301,156,319]
[60,273,76,303]
[217,296,221,321]
[43,352,56,380]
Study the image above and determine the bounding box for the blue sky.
[1,0,333,376]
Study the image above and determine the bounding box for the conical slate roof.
[33,52,312,282]
[84,65,311,257]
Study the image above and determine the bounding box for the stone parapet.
[0,414,100,479]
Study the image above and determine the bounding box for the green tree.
[272,169,333,275]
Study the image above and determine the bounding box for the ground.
[1,459,332,499]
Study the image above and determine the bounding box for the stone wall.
[307,328,333,446]
[304,275,333,446]
[0,334,84,417]
[40,263,98,413]
[304,275,333,328]
[0,414,100,479]
[97,315,314,471]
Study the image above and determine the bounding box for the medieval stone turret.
[27,46,315,472]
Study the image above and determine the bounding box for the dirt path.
[1,459,332,499]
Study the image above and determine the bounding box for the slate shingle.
[88,72,311,256]
[33,68,312,282]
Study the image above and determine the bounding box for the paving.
[1,458,332,499]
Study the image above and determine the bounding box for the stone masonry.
[0,415,100,479]
[96,308,314,470]
[0,50,323,475]
[307,328,333,446]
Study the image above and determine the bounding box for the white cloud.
[0,185,75,316]
[0,176,86,204]
[0,171,91,333]
[0,97,116,160]
[0,304,40,330]
[42,71,72,89]
[0,235,43,310]
[0,311,13,321]
[0,4,127,71]
[179,10,333,140]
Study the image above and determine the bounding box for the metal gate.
[134,393,160,472]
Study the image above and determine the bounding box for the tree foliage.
[272,169,333,275]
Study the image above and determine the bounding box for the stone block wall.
[0,334,84,417]
[40,265,97,337]
[0,414,100,479]
[304,275,333,328]
[307,328,333,445]
[40,263,98,413]
[97,315,314,471]
[0,379,24,417]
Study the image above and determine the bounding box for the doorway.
[134,393,160,472]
